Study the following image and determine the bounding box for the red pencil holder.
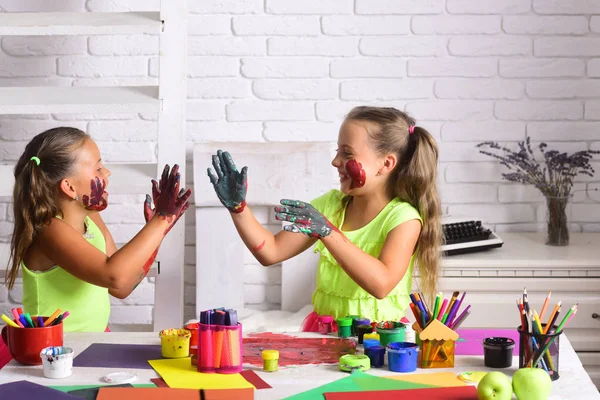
[197,322,243,374]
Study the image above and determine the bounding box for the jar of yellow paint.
[262,350,279,372]
[159,328,191,358]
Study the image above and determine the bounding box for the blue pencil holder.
[387,342,419,373]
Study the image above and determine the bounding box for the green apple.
[477,371,513,400]
[512,368,552,400]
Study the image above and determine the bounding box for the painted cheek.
[345,159,366,189]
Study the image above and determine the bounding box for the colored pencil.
[447,291,466,327]
[539,291,551,320]
[531,304,577,368]
[450,305,471,329]
[432,293,441,320]
[437,299,448,321]
[544,302,561,334]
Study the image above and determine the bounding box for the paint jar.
[363,332,380,342]
[376,321,406,347]
[363,339,380,351]
[159,328,191,358]
[184,322,199,350]
[365,345,386,368]
[353,318,370,337]
[483,337,515,369]
[198,322,243,374]
[317,315,334,335]
[404,322,416,343]
[339,354,370,372]
[337,317,353,338]
[262,350,279,372]
[356,324,373,345]
[387,342,419,373]
[345,315,360,335]
[40,346,73,379]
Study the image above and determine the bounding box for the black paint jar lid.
[483,337,515,350]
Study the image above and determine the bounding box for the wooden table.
[0,332,598,399]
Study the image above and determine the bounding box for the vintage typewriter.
[441,218,504,256]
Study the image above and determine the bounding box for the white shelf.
[0,12,161,36]
[0,86,159,114]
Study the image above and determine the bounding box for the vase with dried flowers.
[477,136,599,246]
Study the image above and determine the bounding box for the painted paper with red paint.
[345,159,366,189]
[82,177,108,211]
[243,332,356,367]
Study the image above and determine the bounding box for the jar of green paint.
[337,317,353,338]
[375,321,406,347]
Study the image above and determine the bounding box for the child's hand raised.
[148,164,192,226]
[274,199,337,238]
[207,150,248,213]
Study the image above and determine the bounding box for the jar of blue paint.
[387,342,419,373]
[363,339,380,351]
[365,345,386,368]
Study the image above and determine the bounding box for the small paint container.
[387,342,419,373]
[159,328,191,358]
[190,346,198,366]
[345,315,360,335]
[318,315,334,335]
[365,345,386,368]
[40,346,73,379]
[184,322,199,350]
[262,350,279,372]
[363,332,380,342]
[483,337,515,369]
[339,354,370,372]
[356,324,373,345]
[363,339,380,351]
[353,318,370,337]
[337,317,353,338]
[376,321,406,347]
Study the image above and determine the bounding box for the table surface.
[1,331,598,399]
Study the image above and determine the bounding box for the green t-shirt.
[22,216,111,332]
[310,189,422,322]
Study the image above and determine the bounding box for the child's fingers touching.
[283,224,302,234]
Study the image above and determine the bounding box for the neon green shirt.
[22,216,111,332]
[310,189,422,322]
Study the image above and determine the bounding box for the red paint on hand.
[345,159,366,189]
[252,240,266,252]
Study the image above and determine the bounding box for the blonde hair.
[345,106,443,304]
[5,127,88,289]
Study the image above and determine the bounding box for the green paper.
[282,370,436,400]
[48,384,157,392]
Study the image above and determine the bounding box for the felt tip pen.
[1,314,20,328]
[24,313,34,328]
[19,314,28,328]
[11,309,24,327]
[38,316,45,327]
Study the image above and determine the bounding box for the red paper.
[324,385,478,400]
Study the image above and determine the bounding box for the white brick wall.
[0,0,599,327]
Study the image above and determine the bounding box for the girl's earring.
[75,195,79,201]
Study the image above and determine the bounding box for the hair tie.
[408,125,415,134]
[30,156,40,166]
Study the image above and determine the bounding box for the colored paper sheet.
[324,385,478,400]
[66,384,133,400]
[0,381,80,400]
[455,328,520,356]
[96,387,254,400]
[283,370,434,400]
[151,378,168,387]
[148,357,254,390]
[152,370,271,390]
[50,384,157,392]
[72,343,162,369]
[384,372,466,387]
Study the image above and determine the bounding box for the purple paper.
[455,328,520,356]
[0,381,79,400]
[72,343,162,369]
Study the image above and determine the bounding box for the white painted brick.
[532,0,600,14]
[563,204,599,223]
[585,101,600,120]
[589,183,600,202]
[316,101,390,122]
[253,79,338,100]
[527,80,600,99]
[0,57,55,77]
[1,36,86,56]
[234,16,319,36]
[436,79,523,100]
[360,37,446,57]
[263,122,338,142]
[188,15,231,35]
[105,194,145,204]
[439,184,497,203]
[0,285,8,302]
[340,79,433,101]
[355,0,444,14]
[412,16,501,34]
[503,16,589,35]
[535,38,600,57]
[0,120,86,141]
[105,223,144,244]
[0,141,26,161]
[244,284,266,304]
[266,0,353,14]
[592,17,600,33]
[416,121,443,142]
[499,184,544,203]
[449,36,531,56]
[58,57,147,77]
[406,100,493,121]
[0,203,7,220]
[188,78,251,99]
[589,59,600,78]
[528,122,600,142]
[109,306,153,324]
[189,0,262,14]
[96,141,156,162]
[86,0,157,11]
[187,57,239,78]
[322,16,411,35]
[88,121,157,142]
[226,101,314,121]
[245,264,270,284]
[52,113,133,121]
[500,59,584,78]
[187,122,263,142]
[0,114,49,120]
[266,284,282,304]
[0,220,12,240]
[446,162,506,183]
[330,58,405,78]
[495,101,583,121]
[3,0,83,11]
[111,280,154,305]
[185,227,196,246]
[188,37,265,56]
[186,101,226,121]
[241,57,328,78]
[268,38,357,57]
[8,282,22,303]
[88,35,158,56]
[442,122,525,142]
[438,142,492,162]
[584,223,600,233]
[72,77,158,87]
[447,0,530,14]
[6,206,13,222]
[409,59,497,77]
[184,284,196,306]
[447,204,534,224]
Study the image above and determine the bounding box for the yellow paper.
[384,372,466,387]
[148,358,253,390]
